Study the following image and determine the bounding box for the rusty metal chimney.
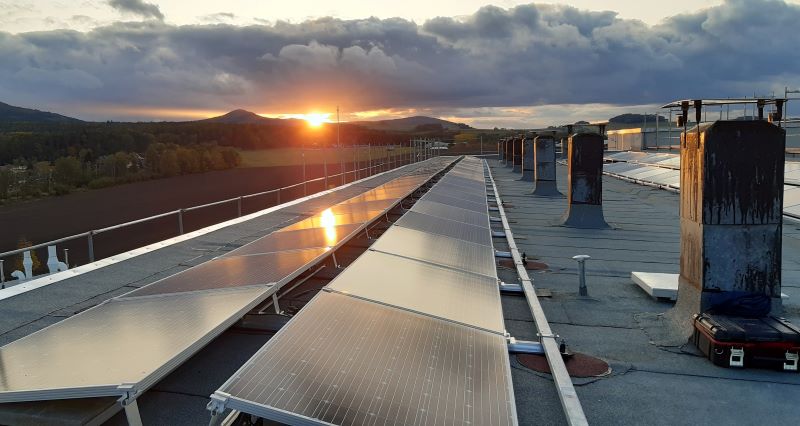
[520,136,535,181]
[512,137,523,173]
[532,135,561,197]
[674,120,785,317]
[560,133,609,228]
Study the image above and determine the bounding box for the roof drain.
[484,159,589,426]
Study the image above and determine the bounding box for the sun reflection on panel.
[320,208,337,246]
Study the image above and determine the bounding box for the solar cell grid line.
[120,247,330,298]
[212,291,517,426]
[394,211,493,246]
[411,200,491,229]
[326,250,504,333]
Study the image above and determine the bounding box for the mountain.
[352,116,471,131]
[200,109,282,124]
[0,101,82,123]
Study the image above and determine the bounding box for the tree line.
[0,143,240,202]
[0,120,464,202]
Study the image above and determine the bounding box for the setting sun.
[303,113,332,127]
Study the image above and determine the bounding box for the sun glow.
[303,113,332,127]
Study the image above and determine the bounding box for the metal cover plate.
[328,251,504,333]
[122,247,329,298]
[226,224,363,256]
[0,286,268,403]
[370,226,496,277]
[217,291,517,426]
[411,200,490,228]
[395,211,493,246]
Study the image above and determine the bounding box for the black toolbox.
[692,313,800,371]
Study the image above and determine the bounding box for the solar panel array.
[0,158,455,405]
[213,157,518,425]
[604,152,800,218]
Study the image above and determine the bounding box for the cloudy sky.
[1,0,799,127]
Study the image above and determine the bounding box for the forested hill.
[0,102,81,124]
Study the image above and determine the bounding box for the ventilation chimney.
[520,137,535,181]
[512,137,523,173]
[505,137,514,168]
[674,121,785,318]
[560,133,609,228]
[532,135,561,197]
[498,139,506,164]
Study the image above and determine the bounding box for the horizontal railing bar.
[0,232,92,258]
[94,210,181,234]
[184,197,240,212]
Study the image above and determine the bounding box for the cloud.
[0,0,799,124]
[107,0,164,21]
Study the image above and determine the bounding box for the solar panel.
[785,186,800,208]
[226,224,363,256]
[278,210,381,232]
[121,247,329,298]
[395,211,493,246]
[411,200,490,228]
[328,251,503,333]
[0,286,268,403]
[439,174,486,192]
[426,185,487,205]
[419,192,488,213]
[435,179,486,194]
[214,291,517,426]
[370,226,497,278]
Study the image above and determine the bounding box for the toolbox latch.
[729,347,744,367]
[784,351,799,371]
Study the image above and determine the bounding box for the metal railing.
[0,148,434,285]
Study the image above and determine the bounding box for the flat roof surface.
[490,160,800,425]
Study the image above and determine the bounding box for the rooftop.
[0,154,798,425]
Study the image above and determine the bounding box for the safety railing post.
[64,248,69,269]
[324,152,329,190]
[302,148,307,196]
[178,209,185,235]
[87,231,95,263]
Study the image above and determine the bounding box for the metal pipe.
[64,249,69,269]
[507,339,545,355]
[178,209,185,235]
[572,255,591,296]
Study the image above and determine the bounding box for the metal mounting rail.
[484,159,589,426]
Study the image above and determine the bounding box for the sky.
[1,0,799,127]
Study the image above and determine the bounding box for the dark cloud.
[1,0,799,121]
[108,0,164,21]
